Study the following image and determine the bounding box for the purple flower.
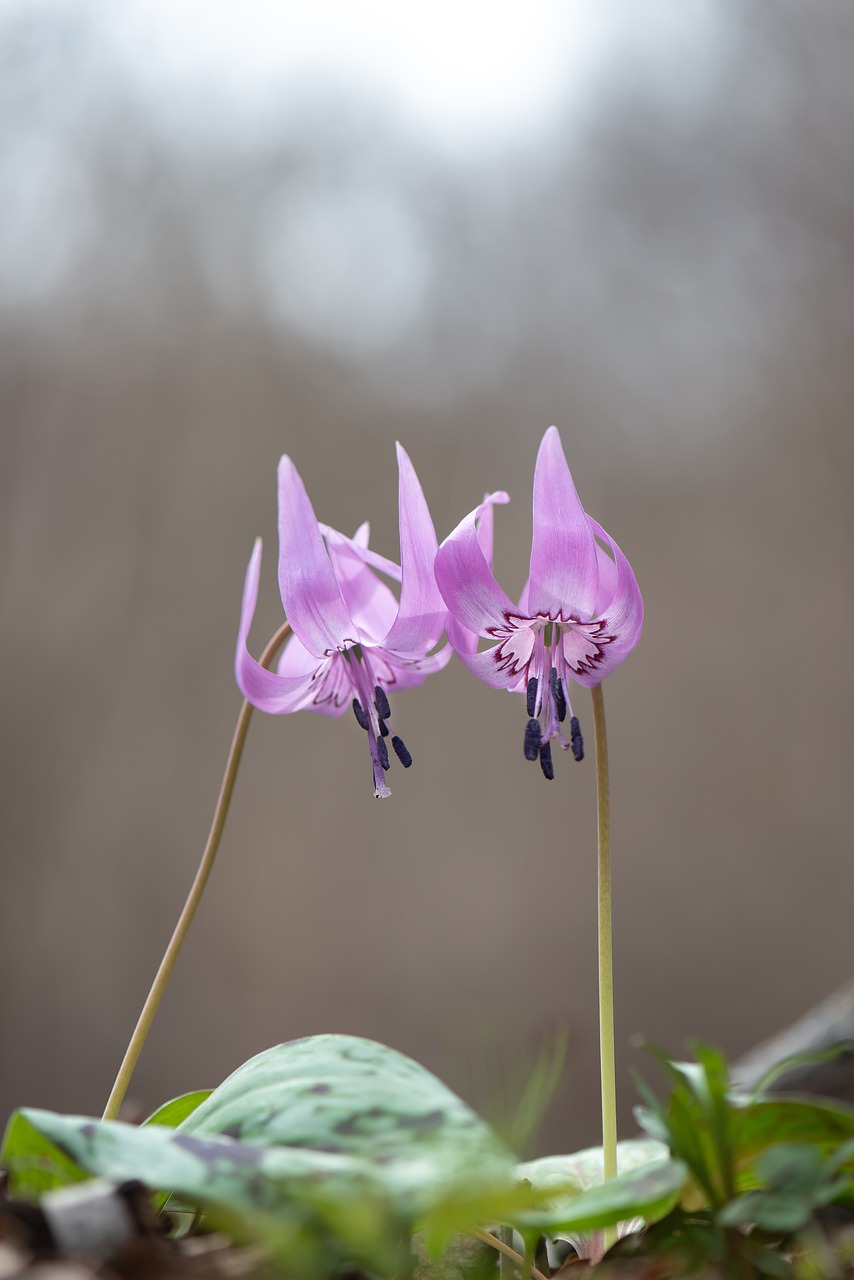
[434,426,643,779]
[236,444,449,798]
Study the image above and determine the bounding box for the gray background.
[2,1,853,1153]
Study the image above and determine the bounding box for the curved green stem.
[591,683,617,1250]
[102,621,292,1121]
[468,1228,549,1280]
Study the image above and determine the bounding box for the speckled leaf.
[4,1110,410,1274]
[177,1035,512,1178]
[4,1038,514,1228]
[10,1109,393,1207]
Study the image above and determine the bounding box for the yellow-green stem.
[591,682,617,1252]
[468,1229,549,1280]
[102,621,292,1121]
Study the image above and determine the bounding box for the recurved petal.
[588,517,644,655]
[377,443,446,656]
[474,490,510,567]
[235,539,319,713]
[277,456,359,657]
[527,427,600,621]
[446,493,511,651]
[593,537,618,616]
[435,506,521,637]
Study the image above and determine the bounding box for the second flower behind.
[236,444,449,798]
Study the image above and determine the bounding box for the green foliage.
[636,1042,854,1209]
[143,1090,212,1128]
[0,1035,682,1271]
[633,1040,854,1272]
[514,1140,686,1232]
[1,1036,519,1274]
[718,1139,854,1234]
[6,1034,854,1274]
[0,1110,89,1199]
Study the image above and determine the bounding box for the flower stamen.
[539,741,555,780]
[570,715,584,762]
[374,685,392,721]
[524,717,541,761]
[526,675,539,718]
[550,666,567,722]
[376,735,390,771]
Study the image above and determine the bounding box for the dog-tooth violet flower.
[434,426,643,779]
[235,444,449,798]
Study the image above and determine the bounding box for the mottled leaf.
[3,1037,515,1230]
[178,1034,512,1181]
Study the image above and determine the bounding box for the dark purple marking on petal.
[526,675,538,717]
[570,716,584,762]
[561,619,616,679]
[352,698,369,730]
[374,685,391,721]
[392,735,412,768]
[485,614,536,680]
[539,742,555,781]
[377,735,390,771]
[307,1083,331,1094]
[524,718,541,761]
[550,667,567,722]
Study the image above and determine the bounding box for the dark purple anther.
[352,698,369,731]
[374,686,391,721]
[526,676,538,718]
[570,716,584,762]
[539,741,555,780]
[550,667,567,722]
[392,736,412,768]
[524,718,541,761]
[377,735,390,771]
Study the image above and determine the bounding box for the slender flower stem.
[468,1229,548,1280]
[102,621,292,1121]
[591,682,617,1252]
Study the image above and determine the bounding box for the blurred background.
[2,0,853,1152]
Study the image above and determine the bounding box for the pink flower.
[236,444,449,798]
[434,427,643,779]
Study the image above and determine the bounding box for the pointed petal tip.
[537,424,566,462]
[528,422,600,619]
